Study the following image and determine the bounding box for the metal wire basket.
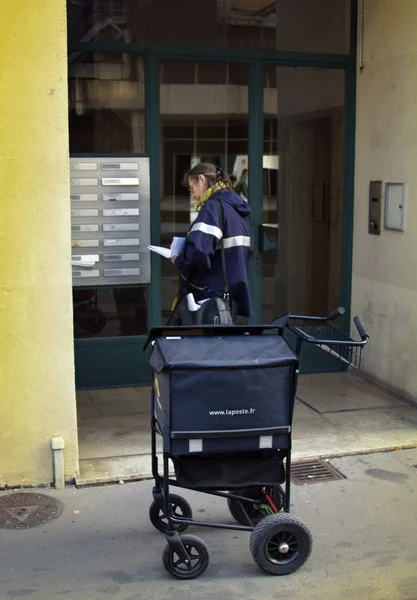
[287,310,369,370]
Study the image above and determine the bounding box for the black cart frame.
[144,308,369,579]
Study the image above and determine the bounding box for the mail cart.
[144,308,369,579]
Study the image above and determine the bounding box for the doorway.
[67,1,355,483]
[260,65,345,324]
[75,58,348,482]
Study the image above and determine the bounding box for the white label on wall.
[72,254,99,262]
[101,163,139,171]
[72,239,99,248]
[102,178,139,186]
[72,224,99,233]
[103,253,139,262]
[102,208,139,217]
[72,270,100,278]
[103,238,139,247]
[70,163,98,171]
[70,178,99,186]
[102,193,139,202]
[70,194,99,201]
[104,268,140,277]
[103,223,139,232]
[71,209,99,217]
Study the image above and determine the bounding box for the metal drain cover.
[291,459,345,485]
[0,493,63,530]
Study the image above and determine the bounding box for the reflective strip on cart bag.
[189,439,203,453]
[259,435,273,449]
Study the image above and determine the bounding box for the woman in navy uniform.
[170,162,252,323]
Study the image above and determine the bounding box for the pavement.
[76,370,417,484]
[0,448,416,600]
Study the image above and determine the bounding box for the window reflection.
[68,52,145,154]
[73,287,147,338]
[67,1,350,54]
[276,0,350,54]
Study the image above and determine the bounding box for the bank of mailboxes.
[70,157,151,286]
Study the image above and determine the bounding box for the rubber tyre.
[227,486,284,526]
[149,494,192,533]
[250,513,312,575]
[162,535,209,580]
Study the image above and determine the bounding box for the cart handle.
[326,306,346,321]
[353,316,369,342]
[289,306,345,322]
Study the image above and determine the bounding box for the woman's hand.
[169,242,177,266]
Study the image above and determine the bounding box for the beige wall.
[353,0,417,400]
[0,1,78,485]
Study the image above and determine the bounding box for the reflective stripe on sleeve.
[222,235,251,249]
[189,222,223,239]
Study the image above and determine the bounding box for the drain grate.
[291,459,345,485]
[0,493,63,530]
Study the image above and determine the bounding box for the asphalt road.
[0,449,416,600]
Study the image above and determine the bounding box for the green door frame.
[70,0,357,387]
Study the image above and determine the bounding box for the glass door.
[159,60,250,322]
[158,59,347,335]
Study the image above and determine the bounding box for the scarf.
[195,181,228,211]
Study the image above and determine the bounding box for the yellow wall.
[353,0,417,400]
[0,1,78,485]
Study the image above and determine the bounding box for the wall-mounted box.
[368,180,382,235]
[70,156,151,286]
[384,182,405,232]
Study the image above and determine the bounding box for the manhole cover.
[0,493,63,530]
[291,459,345,485]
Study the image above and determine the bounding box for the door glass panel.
[68,1,276,50]
[67,1,350,53]
[68,52,145,154]
[262,66,345,322]
[276,0,351,54]
[68,50,148,339]
[73,287,147,338]
[160,61,249,322]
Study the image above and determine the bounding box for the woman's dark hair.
[182,162,232,189]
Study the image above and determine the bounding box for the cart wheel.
[250,513,312,575]
[149,494,192,533]
[227,486,284,526]
[162,535,209,580]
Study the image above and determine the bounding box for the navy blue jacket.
[175,188,252,318]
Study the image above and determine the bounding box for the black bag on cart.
[173,294,235,326]
[171,449,286,490]
[149,331,298,492]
